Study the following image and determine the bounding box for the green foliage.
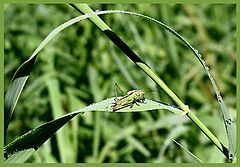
[4,4,236,163]
[4,96,184,162]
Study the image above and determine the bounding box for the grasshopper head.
[138,90,145,100]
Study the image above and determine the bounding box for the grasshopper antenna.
[114,83,125,95]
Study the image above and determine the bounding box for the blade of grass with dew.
[5,6,233,161]
[71,4,192,116]
[121,9,236,160]
[71,4,230,160]
[3,9,125,140]
[4,9,139,150]
[4,112,78,162]
[4,97,183,162]
[4,149,35,163]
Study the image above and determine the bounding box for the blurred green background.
[4,4,236,163]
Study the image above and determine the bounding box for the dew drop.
[35,145,40,150]
[194,49,199,54]
[205,66,209,71]
[225,119,232,125]
[229,153,233,160]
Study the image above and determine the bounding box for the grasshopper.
[111,83,145,111]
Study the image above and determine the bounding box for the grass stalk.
[70,3,229,160]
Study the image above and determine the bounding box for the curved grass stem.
[70,3,229,160]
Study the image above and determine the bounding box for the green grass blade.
[71,5,232,160]
[4,10,123,138]
[157,125,188,162]
[172,139,204,163]
[5,5,234,161]
[4,76,28,137]
[4,96,180,162]
[120,9,236,160]
[69,3,110,31]
[4,112,78,161]
[47,79,75,162]
[4,148,35,163]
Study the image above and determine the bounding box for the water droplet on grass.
[193,49,199,54]
[229,153,233,160]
